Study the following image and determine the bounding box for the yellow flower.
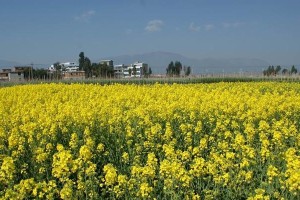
[122,152,129,163]
[267,165,278,182]
[0,156,15,184]
[103,164,118,186]
[79,145,92,161]
[60,179,74,200]
[52,149,74,182]
[97,143,105,152]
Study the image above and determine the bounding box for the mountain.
[103,51,270,74]
[0,59,21,69]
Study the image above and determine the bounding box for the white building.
[65,66,79,72]
[48,65,56,72]
[114,64,128,78]
[8,72,24,81]
[48,62,79,72]
[60,62,78,69]
[126,62,148,78]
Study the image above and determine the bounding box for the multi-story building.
[114,62,149,78]
[0,67,29,81]
[0,69,11,81]
[13,66,31,72]
[48,62,79,72]
[114,64,128,78]
[0,72,9,81]
[127,62,148,78]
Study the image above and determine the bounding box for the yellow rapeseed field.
[0,82,300,199]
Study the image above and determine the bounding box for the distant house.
[13,66,31,72]
[0,72,9,81]
[114,64,128,78]
[48,62,79,71]
[9,72,24,81]
[62,71,85,80]
[1,69,12,73]
[60,62,79,71]
[113,62,149,78]
[12,66,32,80]
[0,68,24,81]
[127,62,148,78]
[100,60,114,67]
[65,66,79,72]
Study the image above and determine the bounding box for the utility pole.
[30,63,34,81]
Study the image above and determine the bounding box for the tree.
[166,61,183,77]
[291,65,297,74]
[91,63,99,77]
[263,65,275,76]
[282,68,288,75]
[101,63,107,77]
[174,61,182,76]
[149,67,152,75]
[52,62,62,80]
[184,66,191,76]
[275,65,281,75]
[107,65,114,78]
[78,52,93,78]
[142,65,149,77]
[53,62,61,71]
[132,66,137,77]
[128,68,132,77]
[166,61,174,76]
[79,52,85,70]
[83,57,92,77]
[33,68,48,80]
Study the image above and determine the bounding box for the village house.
[0,68,26,81]
[62,71,85,80]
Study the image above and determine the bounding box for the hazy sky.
[1,0,299,65]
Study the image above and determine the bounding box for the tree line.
[78,52,114,78]
[166,61,191,77]
[263,65,298,76]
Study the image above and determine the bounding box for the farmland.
[0,82,300,199]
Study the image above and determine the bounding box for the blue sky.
[1,0,299,66]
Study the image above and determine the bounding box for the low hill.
[104,51,270,74]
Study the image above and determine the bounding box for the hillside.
[104,51,270,74]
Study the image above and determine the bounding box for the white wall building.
[48,62,79,72]
[114,64,128,78]
[60,62,78,68]
[127,62,148,78]
[8,72,24,81]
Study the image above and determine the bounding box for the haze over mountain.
[104,51,270,74]
[0,59,21,69]
[3,51,297,75]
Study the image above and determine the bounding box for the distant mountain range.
[2,52,295,74]
[0,59,21,69]
[103,51,270,74]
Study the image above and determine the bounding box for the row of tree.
[78,52,153,78]
[79,52,115,78]
[263,65,298,76]
[166,61,191,77]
